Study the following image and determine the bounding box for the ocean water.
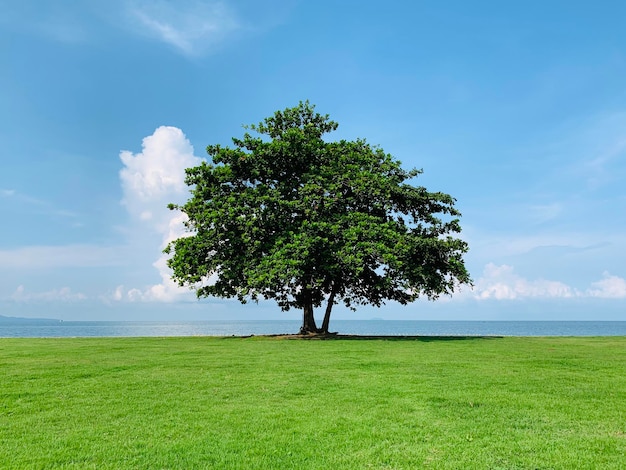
[1,320,626,338]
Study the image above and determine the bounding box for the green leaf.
[166,102,472,331]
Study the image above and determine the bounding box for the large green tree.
[166,102,471,334]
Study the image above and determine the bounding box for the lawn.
[1,336,625,469]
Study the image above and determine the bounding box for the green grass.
[1,336,625,469]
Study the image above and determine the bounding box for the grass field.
[1,336,625,469]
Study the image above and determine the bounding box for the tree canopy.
[166,102,471,334]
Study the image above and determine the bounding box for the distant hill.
[0,315,62,324]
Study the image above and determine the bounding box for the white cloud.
[112,216,201,303]
[120,126,200,212]
[587,272,626,299]
[117,126,203,302]
[11,285,87,303]
[470,263,626,301]
[127,0,240,56]
[109,228,197,303]
[473,263,577,300]
[112,285,124,301]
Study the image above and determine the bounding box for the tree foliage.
[166,102,471,334]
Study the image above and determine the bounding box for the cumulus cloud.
[11,285,87,303]
[471,263,626,301]
[111,214,200,303]
[112,126,626,306]
[120,126,201,220]
[474,263,576,300]
[127,0,240,56]
[587,272,626,299]
[117,126,203,302]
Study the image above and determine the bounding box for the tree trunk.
[299,290,319,334]
[320,288,337,334]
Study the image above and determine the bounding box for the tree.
[165,102,471,334]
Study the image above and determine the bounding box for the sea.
[1,320,626,338]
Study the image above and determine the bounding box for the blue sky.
[1,0,625,321]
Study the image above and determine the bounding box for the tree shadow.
[224,334,503,342]
[327,334,503,342]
